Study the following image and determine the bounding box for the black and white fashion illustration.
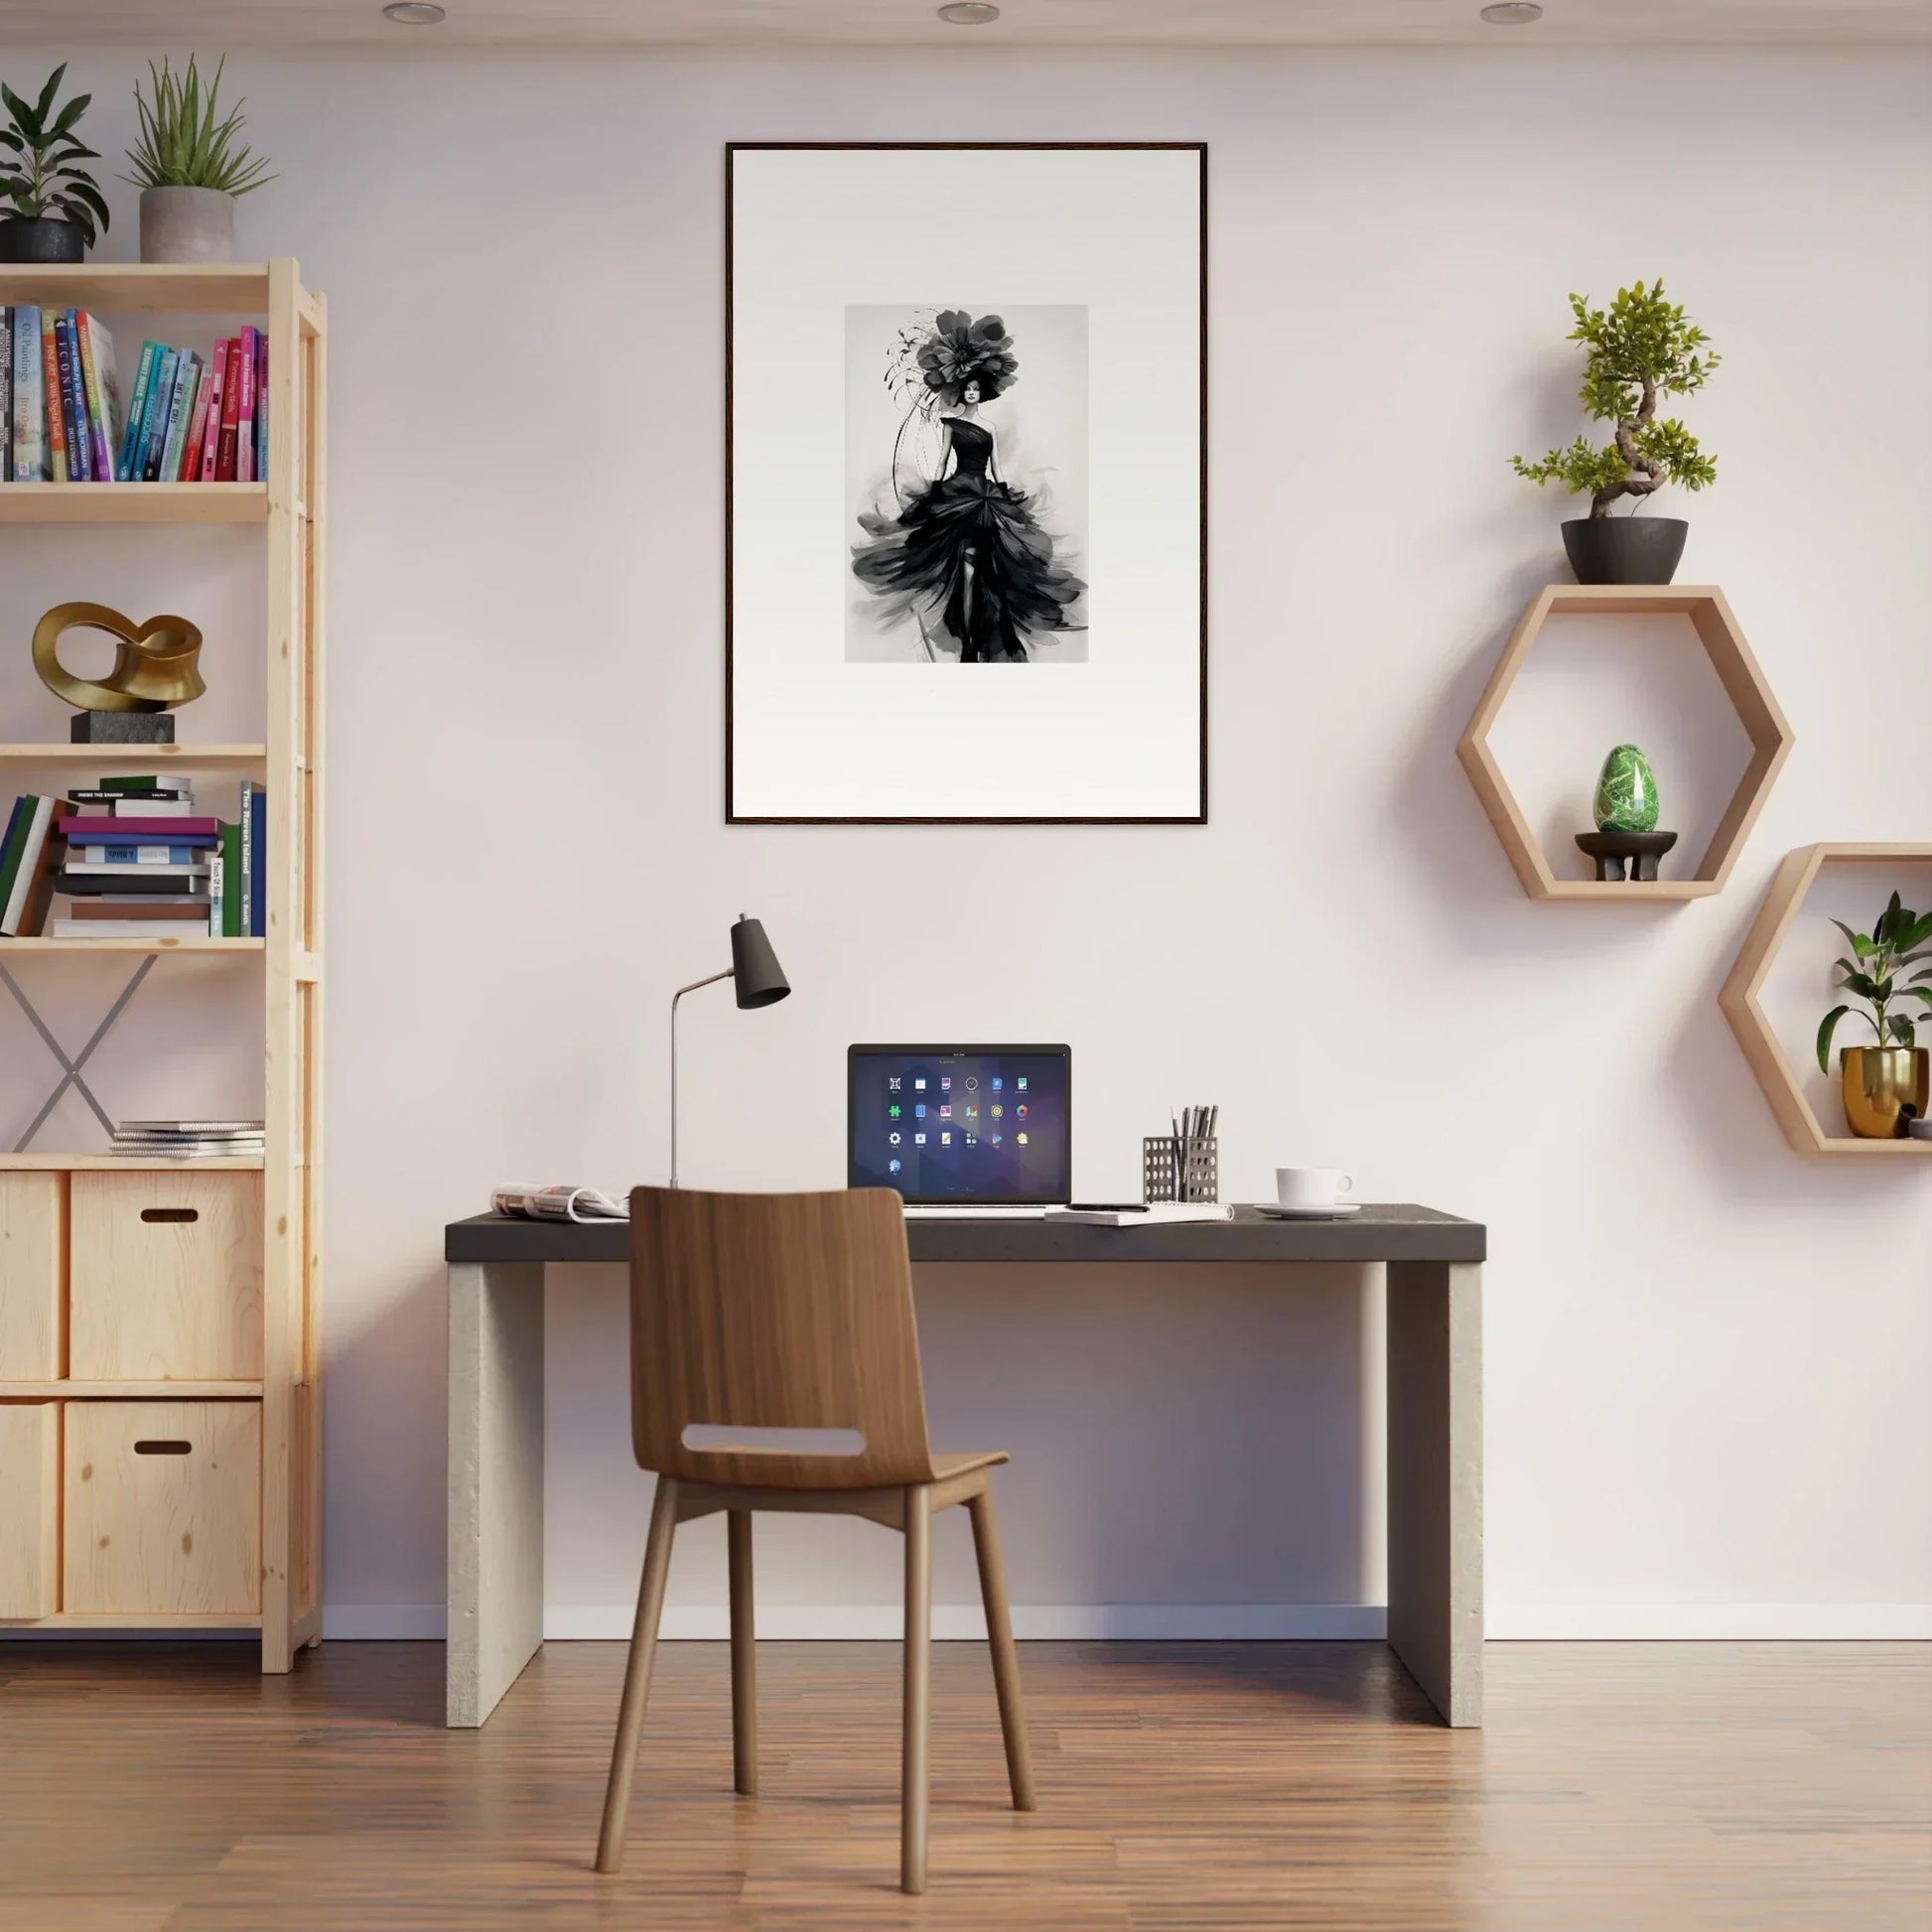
[850,309,1087,664]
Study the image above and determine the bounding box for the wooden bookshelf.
[0,260,326,1672]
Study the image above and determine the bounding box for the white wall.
[2,45,1927,1641]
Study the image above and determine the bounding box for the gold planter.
[1840,1045,1930,1140]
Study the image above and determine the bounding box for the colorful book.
[0,795,32,908]
[68,842,211,864]
[138,346,179,483]
[234,327,258,485]
[55,313,87,481]
[117,340,160,481]
[0,795,60,935]
[253,331,267,480]
[75,312,119,483]
[241,781,267,937]
[0,307,11,483]
[69,898,211,919]
[40,312,67,483]
[216,338,241,481]
[60,814,219,839]
[158,352,200,485]
[218,820,241,936]
[99,773,186,795]
[197,339,228,481]
[51,917,217,939]
[59,868,208,896]
[67,787,194,806]
[180,356,213,481]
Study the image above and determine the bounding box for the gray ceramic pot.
[1561,516,1689,586]
[139,186,236,265]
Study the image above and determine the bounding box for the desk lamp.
[668,915,790,1186]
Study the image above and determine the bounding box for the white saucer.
[1250,1201,1362,1219]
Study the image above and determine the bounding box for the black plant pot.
[0,215,86,264]
[1561,516,1688,586]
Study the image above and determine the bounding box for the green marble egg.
[1593,744,1659,833]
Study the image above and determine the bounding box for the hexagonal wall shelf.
[1720,842,1932,1160]
[1457,585,1795,901]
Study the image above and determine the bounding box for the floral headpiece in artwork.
[917,310,1018,406]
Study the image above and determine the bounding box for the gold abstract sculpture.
[33,602,206,714]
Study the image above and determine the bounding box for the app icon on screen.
[1017,1076,1028,1091]
[941,1076,952,1090]
[992,1076,1003,1092]
[889,1132,900,1145]
[965,1135,977,1147]
[991,1105,1003,1120]
[889,1076,902,1092]
[914,1077,926,1090]
[990,1133,1003,1146]
[940,1132,951,1146]
[889,1104,901,1119]
[1017,1133,1028,1145]
[965,1076,978,1090]
[1016,1104,1028,1119]
[914,1134,926,1145]
[915,1104,926,1118]
[889,1159,901,1173]
[939,1104,951,1118]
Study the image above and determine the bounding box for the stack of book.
[0,776,267,938]
[111,1119,265,1161]
[1,308,267,484]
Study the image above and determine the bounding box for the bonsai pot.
[1840,1045,1930,1140]
[1562,516,1688,586]
[0,215,85,264]
[140,186,236,265]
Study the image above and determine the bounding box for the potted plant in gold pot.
[1817,893,1932,1139]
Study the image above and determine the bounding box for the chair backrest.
[627,1185,938,1490]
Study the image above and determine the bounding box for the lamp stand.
[668,969,734,1188]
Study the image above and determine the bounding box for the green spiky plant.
[1512,281,1719,518]
[1816,894,1932,1072]
[0,65,110,246]
[123,57,274,199]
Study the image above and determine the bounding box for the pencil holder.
[1143,1136,1219,1205]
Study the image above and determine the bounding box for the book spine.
[56,313,88,481]
[219,822,239,936]
[159,354,198,485]
[196,339,228,482]
[235,327,257,485]
[1,307,11,483]
[179,356,213,481]
[14,308,43,481]
[254,331,268,479]
[73,842,207,863]
[215,338,241,481]
[75,312,113,483]
[239,780,255,937]
[41,313,67,483]
[1,796,56,936]
[118,340,158,481]
[249,785,266,939]
[140,348,179,483]
[0,796,31,910]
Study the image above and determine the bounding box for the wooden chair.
[595,1185,1036,1894]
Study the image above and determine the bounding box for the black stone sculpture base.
[70,711,175,744]
[1576,829,1679,882]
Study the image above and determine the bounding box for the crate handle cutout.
[140,1207,200,1224]
[133,1440,193,1455]
[681,1424,865,1456]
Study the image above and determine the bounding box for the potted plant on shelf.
[123,56,274,265]
[0,66,109,264]
[1817,893,1932,1139]
[1511,280,1719,586]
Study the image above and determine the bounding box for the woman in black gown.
[853,311,1084,663]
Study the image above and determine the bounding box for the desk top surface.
[446,1202,1484,1266]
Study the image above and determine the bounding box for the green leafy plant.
[1512,281,1719,519]
[0,65,110,245]
[123,56,274,198]
[1816,893,1932,1072]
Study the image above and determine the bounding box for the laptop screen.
[848,1044,1071,1204]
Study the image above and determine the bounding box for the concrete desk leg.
[1386,1260,1483,1726]
[448,1260,546,1727]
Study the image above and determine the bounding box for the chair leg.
[900,1483,932,1895]
[967,1485,1037,1812]
[728,1508,758,1796]
[595,1475,680,1874]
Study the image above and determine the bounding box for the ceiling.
[2,0,1927,46]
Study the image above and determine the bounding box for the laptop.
[848,1044,1071,1216]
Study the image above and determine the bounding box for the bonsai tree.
[1817,893,1932,1071]
[1512,281,1718,518]
[0,65,109,246]
[123,56,275,200]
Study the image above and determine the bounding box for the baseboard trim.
[311,1601,1932,1643]
[1490,1604,1932,1640]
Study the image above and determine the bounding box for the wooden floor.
[0,1640,1925,1930]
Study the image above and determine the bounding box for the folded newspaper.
[490,1184,629,1223]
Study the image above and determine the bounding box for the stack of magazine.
[113,1119,266,1160]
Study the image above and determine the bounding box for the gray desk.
[444,1204,1484,1730]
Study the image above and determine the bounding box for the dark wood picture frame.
[725,141,1208,826]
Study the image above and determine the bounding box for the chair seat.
[930,1449,1008,1481]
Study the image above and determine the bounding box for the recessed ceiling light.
[937,2,1001,23]
[382,1,447,22]
[1479,1,1543,21]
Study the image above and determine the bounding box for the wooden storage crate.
[0,1172,64,1380]
[64,1401,261,1616]
[0,1402,60,1618]
[69,1172,264,1382]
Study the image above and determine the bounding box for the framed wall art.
[727,142,1207,824]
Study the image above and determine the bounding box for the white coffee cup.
[1276,1167,1353,1211]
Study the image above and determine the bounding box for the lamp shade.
[729,915,790,1009]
